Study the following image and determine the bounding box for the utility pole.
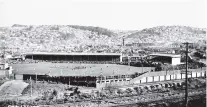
[122,38,125,46]
[2,41,6,63]
[182,42,192,107]
[35,72,37,83]
[30,76,33,97]
[128,56,131,66]
[141,57,143,73]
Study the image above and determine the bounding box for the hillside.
[126,26,206,47]
[0,25,206,54]
[0,25,123,54]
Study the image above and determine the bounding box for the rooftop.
[149,53,181,58]
[24,52,122,56]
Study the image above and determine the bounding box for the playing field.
[12,63,155,76]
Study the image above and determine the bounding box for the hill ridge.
[0,25,206,54]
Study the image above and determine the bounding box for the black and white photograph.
[0,0,206,107]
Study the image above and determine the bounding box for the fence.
[96,70,206,89]
[132,71,206,84]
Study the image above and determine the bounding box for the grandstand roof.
[149,53,181,58]
[24,52,122,56]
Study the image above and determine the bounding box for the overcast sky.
[0,0,206,30]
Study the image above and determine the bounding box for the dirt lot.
[0,80,28,96]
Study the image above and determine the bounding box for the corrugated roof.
[149,53,181,58]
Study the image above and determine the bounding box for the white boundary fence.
[96,70,206,89]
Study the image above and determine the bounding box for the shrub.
[116,89,124,97]
[52,89,58,98]
[100,91,107,98]
[133,87,141,95]
[125,88,133,95]
[79,93,91,99]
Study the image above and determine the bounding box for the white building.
[149,53,181,65]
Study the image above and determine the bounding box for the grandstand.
[149,53,181,65]
[24,52,122,64]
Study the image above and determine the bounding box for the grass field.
[12,63,155,76]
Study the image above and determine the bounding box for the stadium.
[10,52,206,89]
[13,63,155,88]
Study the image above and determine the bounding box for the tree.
[52,89,58,98]
[134,72,139,77]
[133,87,140,95]
[117,89,124,97]
[100,91,107,98]
[125,88,133,95]
[51,89,58,102]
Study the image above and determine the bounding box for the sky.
[0,0,206,30]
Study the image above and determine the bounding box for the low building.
[0,63,9,69]
[0,63,13,76]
